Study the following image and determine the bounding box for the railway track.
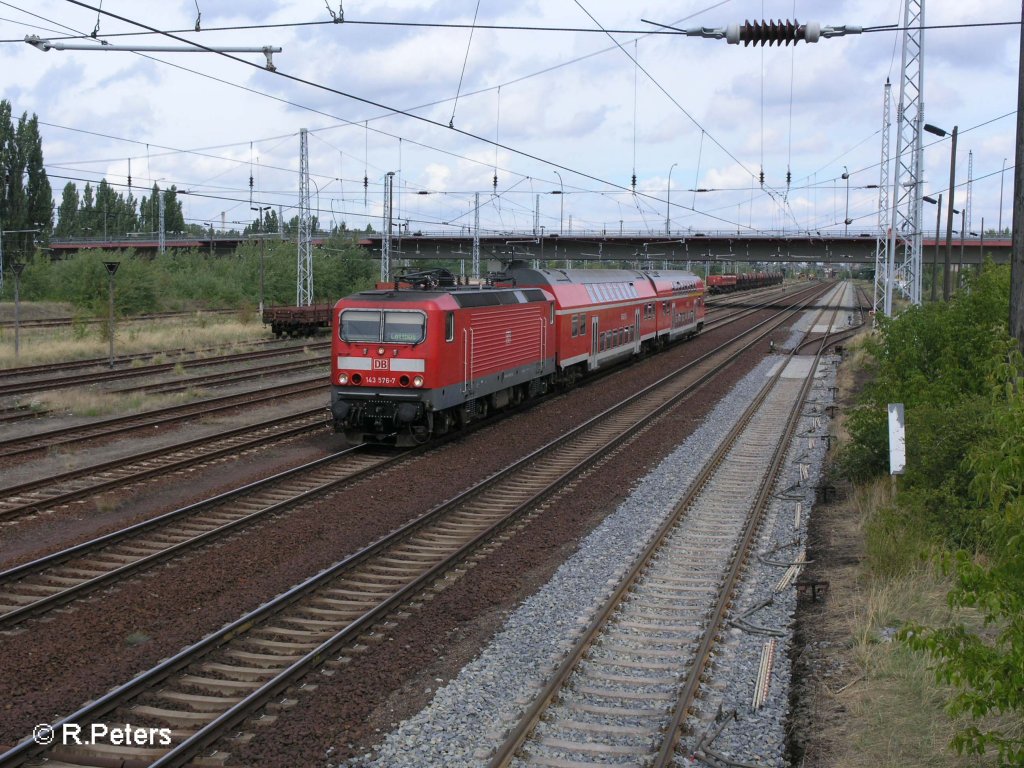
[108,355,327,396]
[486,303,836,767]
[0,308,241,331]
[0,408,330,524]
[0,378,325,458]
[0,342,328,398]
[0,443,401,631]
[0,283,832,768]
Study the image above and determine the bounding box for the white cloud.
[0,0,1016,236]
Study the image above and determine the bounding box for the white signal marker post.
[888,403,906,475]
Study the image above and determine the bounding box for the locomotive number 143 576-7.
[364,375,398,385]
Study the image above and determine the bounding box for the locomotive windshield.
[340,309,426,344]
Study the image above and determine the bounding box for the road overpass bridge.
[355,230,1010,269]
[44,229,1010,269]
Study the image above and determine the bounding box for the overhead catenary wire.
[16,0,1015,237]
[448,0,482,128]
[1,5,1018,45]
[14,0,786,233]
[55,0,762,233]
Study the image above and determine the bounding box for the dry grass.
[22,387,201,418]
[0,310,266,369]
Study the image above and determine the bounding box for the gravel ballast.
[349,355,791,768]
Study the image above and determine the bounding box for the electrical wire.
[448,0,482,128]
[19,0,1019,237]
[58,0,756,232]
[16,0,762,233]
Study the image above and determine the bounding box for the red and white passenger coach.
[330,261,704,446]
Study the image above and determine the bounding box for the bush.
[842,263,1024,764]
[11,241,378,314]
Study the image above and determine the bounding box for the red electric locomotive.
[330,262,704,446]
[330,269,556,446]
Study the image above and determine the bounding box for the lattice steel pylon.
[886,0,925,314]
[873,79,892,321]
[966,149,974,234]
[297,128,313,307]
[381,172,394,282]
[158,190,166,255]
[472,192,481,280]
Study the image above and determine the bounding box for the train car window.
[580,313,587,335]
[550,303,555,325]
[383,311,426,344]
[340,309,381,342]
[571,314,579,337]
[445,312,455,342]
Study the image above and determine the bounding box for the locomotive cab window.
[341,309,426,344]
[383,311,426,344]
[340,310,381,342]
[445,311,455,342]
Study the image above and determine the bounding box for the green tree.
[80,182,96,236]
[54,182,80,237]
[20,113,53,239]
[139,183,185,235]
[0,101,53,262]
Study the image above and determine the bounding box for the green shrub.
[845,263,1024,764]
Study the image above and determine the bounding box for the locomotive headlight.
[378,347,385,355]
[413,375,424,388]
[338,373,349,385]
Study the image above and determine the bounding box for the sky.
[0,0,1019,240]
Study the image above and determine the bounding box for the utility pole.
[251,205,271,315]
[381,171,394,283]
[472,192,480,281]
[873,79,892,321]
[1011,0,1024,347]
[297,128,313,306]
[104,261,120,368]
[158,191,166,254]
[12,262,25,357]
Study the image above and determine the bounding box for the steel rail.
[144,282,836,768]
[0,337,303,381]
[652,314,832,766]
[108,356,328,396]
[0,342,328,397]
[0,284,832,768]
[0,445,403,630]
[486,289,840,767]
[0,378,325,458]
[0,408,328,523]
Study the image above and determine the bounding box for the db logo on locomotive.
[372,359,390,370]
